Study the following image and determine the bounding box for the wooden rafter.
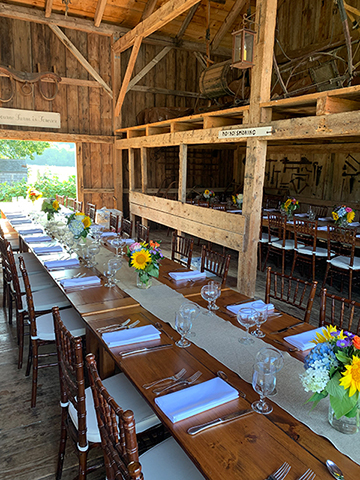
[211,0,247,52]
[94,0,107,27]
[113,0,201,53]
[115,36,143,116]
[48,24,113,98]
[127,46,172,92]
[44,0,54,18]
[141,0,158,21]
[175,3,199,40]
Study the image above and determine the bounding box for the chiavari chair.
[74,200,83,212]
[120,217,133,238]
[263,213,296,274]
[200,245,231,286]
[66,197,75,210]
[171,232,194,269]
[86,203,97,223]
[135,222,150,244]
[109,211,121,233]
[319,288,360,335]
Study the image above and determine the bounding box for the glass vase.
[328,402,360,434]
[286,210,293,221]
[338,217,349,228]
[136,272,152,289]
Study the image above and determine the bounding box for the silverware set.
[97,318,139,333]
[142,368,187,389]
[265,463,315,480]
[153,371,202,395]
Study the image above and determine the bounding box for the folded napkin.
[227,299,274,315]
[286,220,294,225]
[101,231,117,238]
[60,276,101,289]
[349,222,360,227]
[24,235,52,243]
[229,209,242,213]
[10,218,32,225]
[33,245,63,255]
[155,377,239,423]
[168,270,207,281]
[44,258,80,270]
[357,234,360,238]
[5,213,27,219]
[284,327,325,351]
[295,213,308,217]
[17,227,43,235]
[124,238,135,245]
[102,325,160,348]
[263,208,278,212]
[318,217,333,222]
[317,226,328,231]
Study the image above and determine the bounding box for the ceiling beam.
[48,24,113,98]
[113,0,201,53]
[44,0,54,18]
[94,0,107,27]
[211,0,247,52]
[127,46,172,92]
[141,0,158,21]
[175,3,200,40]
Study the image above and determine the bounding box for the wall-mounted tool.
[342,171,360,193]
[315,165,323,186]
[347,153,360,166]
[312,161,318,182]
[298,182,309,194]
[344,159,357,171]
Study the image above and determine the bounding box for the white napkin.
[44,258,80,270]
[286,220,294,225]
[168,270,207,281]
[10,218,32,225]
[124,238,135,245]
[102,325,160,348]
[33,245,63,255]
[295,213,308,217]
[229,209,242,213]
[155,377,239,423]
[318,217,333,222]
[5,214,27,219]
[17,227,43,235]
[101,231,117,238]
[24,235,52,243]
[60,276,101,289]
[227,299,274,315]
[284,327,325,351]
[317,226,328,231]
[350,222,360,227]
[263,208,278,212]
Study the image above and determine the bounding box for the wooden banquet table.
[1,210,360,480]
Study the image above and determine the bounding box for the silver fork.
[154,371,202,395]
[97,319,131,333]
[297,469,316,480]
[142,368,187,389]
[267,462,291,480]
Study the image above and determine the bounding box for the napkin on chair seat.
[24,235,52,243]
[155,377,239,423]
[102,325,160,348]
[168,270,206,281]
[227,299,274,315]
[60,276,101,289]
[33,245,63,254]
[44,258,80,270]
[284,327,325,351]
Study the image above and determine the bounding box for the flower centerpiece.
[67,212,92,238]
[332,205,355,227]
[203,189,215,204]
[281,197,299,220]
[127,240,163,289]
[300,325,360,433]
[27,187,42,203]
[232,193,243,209]
[41,198,61,221]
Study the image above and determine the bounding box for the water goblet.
[255,347,284,396]
[251,305,269,338]
[179,302,200,338]
[236,307,258,344]
[209,281,221,311]
[104,257,122,287]
[86,243,100,268]
[175,311,192,348]
[251,362,276,415]
[110,236,122,256]
[201,283,218,315]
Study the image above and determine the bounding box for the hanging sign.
[0,107,61,128]
[218,125,272,139]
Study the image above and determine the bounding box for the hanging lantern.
[231,28,256,69]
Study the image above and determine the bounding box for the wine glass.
[104,257,122,287]
[110,236,122,256]
[251,362,276,415]
[91,224,103,244]
[86,243,100,268]
[255,347,284,396]
[209,281,221,311]
[179,302,200,338]
[201,283,218,315]
[175,311,192,348]
[251,305,269,338]
[237,307,258,344]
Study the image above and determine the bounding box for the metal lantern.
[231,28,256,69]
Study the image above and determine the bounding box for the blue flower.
[336,338,352,348]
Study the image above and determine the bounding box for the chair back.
[265,267,317,323]
[6,242,26,312]
[319,289,360,334]
[56,194,65,206]
[326,226,356,262]
[110,212,121,233]
[18,256,38,338]
[268,213,286,246]
[74,200,83,213]
[1,238,14,296]
[197,200,210,208]
[135,223,150,244]
[86,354,142,480]
[66,197,75,210]
[86,203,97,222]
[293,218,318,251]
[211,204,227,211]
[200,245,231,286]
[120,218,133,238]
[171,233,194,269]
[302,204,328,218]
[52,307,87,449]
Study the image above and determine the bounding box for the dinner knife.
[119,344,172,357]
[270,321,304,335]
[187,409,253,435]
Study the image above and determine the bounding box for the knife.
[270,321,304,335]
[187,409,253,435]
[119,344,172,357]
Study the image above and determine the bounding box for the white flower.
[299,363,330,393]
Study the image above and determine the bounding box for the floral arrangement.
[332,205,355,225]
[27,187,42,203]
[127,240,163,287]
[203,189,215,200]
[232,193,243,208]
[300,325,360,420]
[67,212,92,238]
[281,197,299,216]
[41,198,61,220]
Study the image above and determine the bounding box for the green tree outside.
[0,140,50,160]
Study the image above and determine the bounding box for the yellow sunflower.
[284,199,291,209]
[332,212,339,221]
[313,325,345,344]
[339,356,360,397]
[347,211,355,223]
[131,249,151,270]
[204,189,210,196]
[52,200,59,210]
[82,216,91,228]
[75,211,83,216]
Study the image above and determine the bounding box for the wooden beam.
[316,96,360,116]
[113,0,201,53]
[127,46,172,92]
[176,3,200,40]
[178,144,188,203]
[48,24,113,98]
[211,0,247,52]
[94,0,107,28]
[140,147,149,226]
[45,0,54,18]
[193,51,207,69]
[115,36,142,116]
[130,84,205,98]
[0,129,113,143]
[129,148,136,192]
[76,143,84,203]
[141,0,158,21]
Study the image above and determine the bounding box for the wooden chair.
[258,212,273,271]
[322,226,360,300]
[109,211,121,233]
[200,245,231,286]
[135,222,150,244]
[56,194,65,206]
[74,200,83,213]
[120,217,133,238]
[66,197,75,210]
[263,213,296,274]
[302,204,328,219]
[197,200,210,208]
[319,288,360,334]
[265,267,318,323]
[86,353,205,480]
[86,203,97,222]
[211,204,227,211]
[171,232,194,269]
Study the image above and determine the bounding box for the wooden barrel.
[199,60,235,98]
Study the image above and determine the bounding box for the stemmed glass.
[251,305,269,338]
[201,283,218,315]
[175,311,192,348]
[209,281,221,311]
[251,362,276,415]
[56,223,67,245]
[104,257,122,287]
[86,243,100,268]
[91,224,103,244]
[179,302,200,338]
[110,236,122,256]
[237,307,258,344]
[255,347,284,396]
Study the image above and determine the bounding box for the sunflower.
[52,200,59,210]
[204,189,210,196]
[339,356,360,397]
[82,216,91,228]
[131,249,151,270]
[313,325,345,344]
[284,199,291,209]
[347,210,355,223]
[332,212,339,221]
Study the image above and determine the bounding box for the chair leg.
[31,340,38,408]
[322,263,330,289]
[262,246,270,272]
[8,293,13,325]
[349,270,353,301]
[290,252,297,277]
[17,312,25,369]
[56,408,68,480]
[281,250,285,274]
[78,450,88,480]
[26,338,32,377]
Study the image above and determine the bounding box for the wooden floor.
[0,227,359,479]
